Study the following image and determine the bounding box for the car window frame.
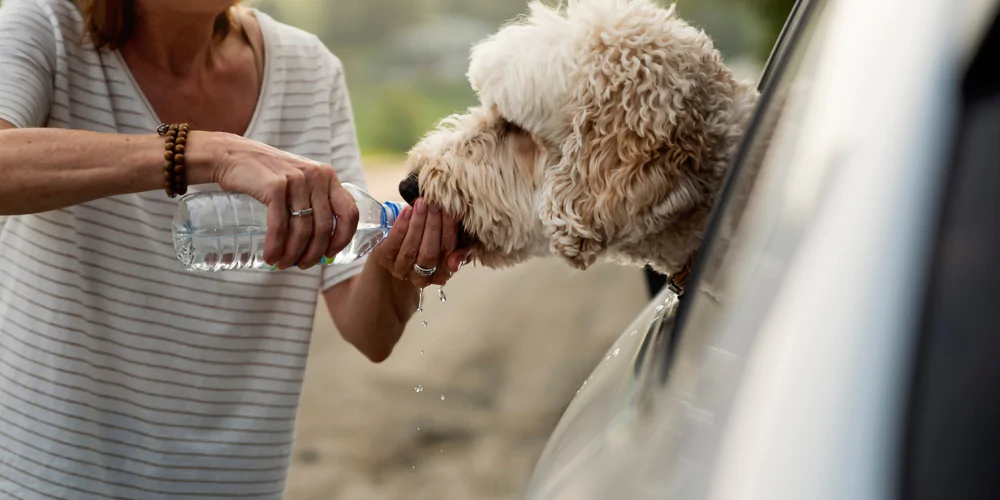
[656,0,815,381]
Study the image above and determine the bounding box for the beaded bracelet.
[157,123,189,198]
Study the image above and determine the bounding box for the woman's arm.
[0,120,217,215]
[0,119,361,269]
[324,200,469,362]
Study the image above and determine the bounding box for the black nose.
[399,173,420,205]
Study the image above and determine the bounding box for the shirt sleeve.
[321,51,370,291]
[0,0,56,128]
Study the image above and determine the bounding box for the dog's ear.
[539,11,722,270]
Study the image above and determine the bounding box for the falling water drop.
[440,395,446,401]
[414,385,424,393]
[437,286,447,303]
[422,321,428,328]
[417,288,425,313]
[420,350,425,356]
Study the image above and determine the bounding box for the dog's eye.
[500,119,522,134]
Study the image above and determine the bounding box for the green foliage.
[4,0,798,155]
[351,82,477,156]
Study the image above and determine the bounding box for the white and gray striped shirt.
[0,0,369,497]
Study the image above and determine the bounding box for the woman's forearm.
[0,127,217,215]
[325,258,420,362]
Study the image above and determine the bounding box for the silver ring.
[290,208,314,217]
[413,263,437,276]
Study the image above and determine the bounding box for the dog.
[399,0,759,283]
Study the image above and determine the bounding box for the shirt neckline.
[112,8,275,140]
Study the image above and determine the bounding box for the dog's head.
[401,0,752,270]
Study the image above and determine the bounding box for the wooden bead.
[163,181,172,190]
[179,124,189,132]
[165,142,175,151]
[176,184,188,196]
[176,136,186,146]
[164,160,172,169]
[174,174,184,183]
[178,132,188,141]
[163,171,172,180]
[173,163,185,173]
[173,154,185,164]
[174,144,185,154]
[169,124,178,132]
[164,151,174,161]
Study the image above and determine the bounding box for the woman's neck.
[124,4,233,77]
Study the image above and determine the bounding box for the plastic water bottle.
[172,183,405,272]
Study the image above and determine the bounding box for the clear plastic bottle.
[172,183,405,272]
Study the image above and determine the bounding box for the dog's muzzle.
[398,173,420,206]
[397,172,476,252]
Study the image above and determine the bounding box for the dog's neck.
[648,81,761,294]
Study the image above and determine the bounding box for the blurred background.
[242,0,797,499]
[244,1,797,499]
[0,0,792,497]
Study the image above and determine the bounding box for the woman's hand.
[190,132,360,270]
[373,198,468,289]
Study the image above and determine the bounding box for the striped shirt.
[0,0,369,497]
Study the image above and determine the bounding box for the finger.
[263,177,289,266]
[440,211,459,258]
[328,183,360,257]
[279,172,312,269]
[447,249,472,273]
[412,204,443,288]
[374,206,412,279]
[298,172,333,269]
[394,198,428,280]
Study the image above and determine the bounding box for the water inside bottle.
[175,220,389,272]
[173,187,400,272]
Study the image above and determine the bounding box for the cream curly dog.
[399,0,759,280]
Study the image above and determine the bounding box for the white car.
[523,0,1000,499]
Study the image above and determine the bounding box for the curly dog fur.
[403,0,759,276]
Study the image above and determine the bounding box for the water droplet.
[422,321,428,328]
[630,330,638,337]
[414,385,424,393]
[440,449,443,453]
[417,288,424,313]
[412,465,416,469]
[612,348,621,358]
[417,427,420,431]
[440,395,446,401]
[437,286,447,302]
[420,350,425,356]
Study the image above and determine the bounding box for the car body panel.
[522,0,999,499]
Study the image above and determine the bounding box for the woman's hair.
[74,1,240,50]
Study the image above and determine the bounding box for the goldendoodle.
[399,0,759,282]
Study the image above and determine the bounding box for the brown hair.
[74,0,240,50]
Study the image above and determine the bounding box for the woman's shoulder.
[0,0,84,35]
[253,9,344,77]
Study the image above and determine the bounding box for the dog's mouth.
[456,221,477,252]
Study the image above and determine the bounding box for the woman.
[0,0,465,497]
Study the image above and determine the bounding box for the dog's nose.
[398,173,420,205]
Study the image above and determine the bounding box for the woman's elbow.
[363,344,394,364]
[343,329,396,363]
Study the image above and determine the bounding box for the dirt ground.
[284,165,649,500]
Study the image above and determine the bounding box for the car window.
[670,0,830,362]
[625,1,839,493]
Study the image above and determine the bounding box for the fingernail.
[430,204,441,215]
[402,207,412,220]
[415,199,426,215]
